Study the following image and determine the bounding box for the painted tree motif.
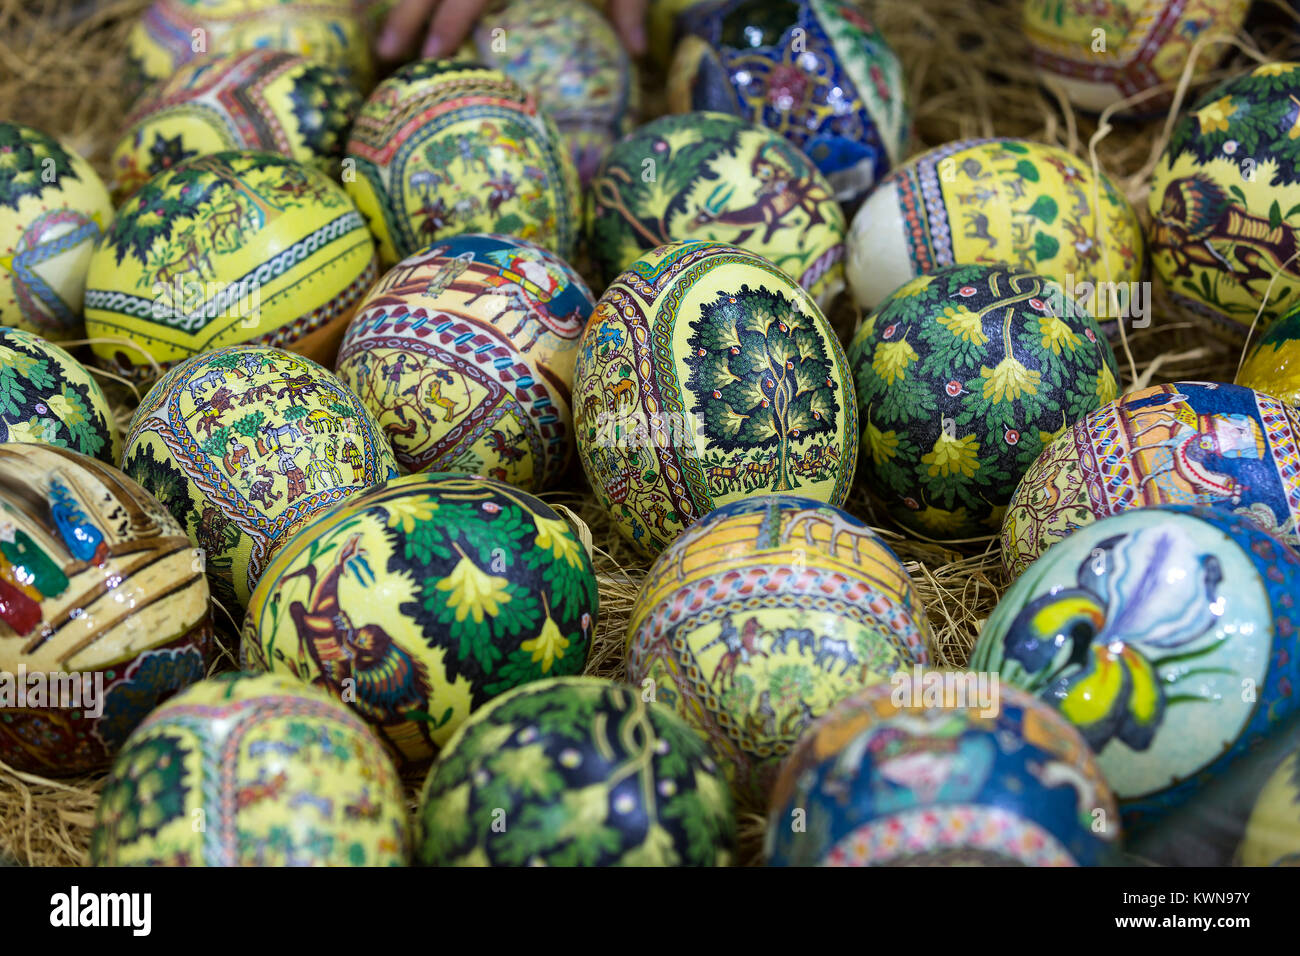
[683,285,839,491]
[90,733,191,860]
[289,64,360,160]
[0,123,80,210]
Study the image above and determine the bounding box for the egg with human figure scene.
[669,0,910,206]
[241,472,598,772]
[587,111,846,308]
[973,504,1300,829]
[573,240,858,557]
[1149,62,1300,338]
[125,0,372,103]
[0,444,216,776]
[0,328,120,464]
[84,151,378,383]
[764,679,1121,865]
[1023,0,1251,115]
[846,264,1119,541]
[345,60,581,269]
[626,494,931,805]
[90,672,409,866]
[109,50,361,204]
[1237,303,1300,405]
[335,234,595,491]
[846,137,1144,319]
[1001,381,1300,578]
[120,345,398,611]
[470,0,639,186]
[416,676,736,866]
[0,122,113,341]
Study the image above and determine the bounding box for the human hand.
[377,0,648,62]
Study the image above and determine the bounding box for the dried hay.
[0,0,1296,867]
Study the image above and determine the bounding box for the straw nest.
[1,0,1297,867]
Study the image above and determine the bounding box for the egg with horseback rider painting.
[335,235,595,492]
[1149,63,1300,337]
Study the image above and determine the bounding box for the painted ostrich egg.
[669,0,909,206]
[471,0,639,186]
[109,50,361,204]
[335,235,595,490]
[847,137,1144,316]
[627,494,931,803]
[573,240,858,556]
[0,444,215,776]
[973,505,1300,828]
[416,677,736,866]
[84,151,377,382]
[1149,63,1300,336]
[587,112,846,307]
[1023,0,1251,114]
[125,0,372,102]
[1238,303,1300,405]
[0,123,113,341]
[120,345,398,611]
[345,60,581,269]
[91,672,409,866]
[0,328,120,463]
[242,472,598,771]
[1239,747,1300,865]
[765,679,1121,865]
[1001,381,1300,578]
[846,265,1119,541]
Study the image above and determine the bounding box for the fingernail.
[378,28,402,59]
[422,35,445,60]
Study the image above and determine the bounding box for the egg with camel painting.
[125,0,372,102]
[627,494,931,804]
[573,240,858,556]
[0,122,113,341]
[1023,0,1251,115]
[587,111,846,307]
[1149,62,1300,337]
[109,50,361,204]
[0,444,216,777]
[84,151,378,382]
[973,505,1300,829]
[847,137,1144,319]
[345,60,581,269]
[334,234,595,491]
[241,472,598,771]
[1001,381,1300,579]
[91,672,409,865]
[120,345,398,611]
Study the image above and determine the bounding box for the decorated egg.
[1024,0,1250,114]
[574,240,857,556]
[91,672,409,865]
[335,235,594,490]
[109,50,361,204]
[589,112,846,306]
[765,679,1120,865]
[847,265,1119,541]
[471,0,639,186]
[847,137,1144,317]
[1149,63,1300,336]
[1002,381,1300,578]
[669,0,909,206]
[84,151,377,381]
[645,0,719,65]
[627,494,930,802]
[0,444,215,776]
[1239,748,1300,865]
[345,60,581,269]
[0,328,119,463]
[242,472,598,770]
[973,505,1300,827]
[125,0,372,102]
[0,123,113,340]
[1238,304,1300,404]
[416,677,736,866]
[121,345,398,610]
